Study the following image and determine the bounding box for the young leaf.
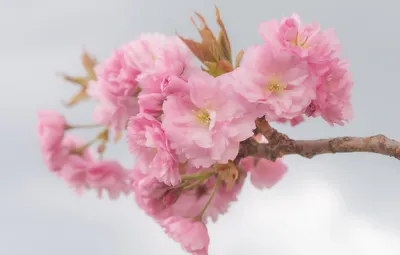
[63,89,89,107]
[216,161,239,190]
[235,50,244,68]
[191,12,221,62]
[176,35,210,63]
[60,74,88,87]
[81,51,97,80]
[204,60,233,77]
[215,7,232,63]
[114,130,123,143]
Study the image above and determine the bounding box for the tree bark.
[234,118,400,163]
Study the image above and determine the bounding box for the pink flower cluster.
[37,111,131,198]
[232,13,353,126]
[87,33,197,132]
[37,13,353,255]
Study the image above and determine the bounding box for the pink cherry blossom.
[124,33,196,95]
[232,44,316,121]
[36,12,357,255]
[305,59,353,126]
[161,75,190,97]
[240,156,287,189]
[56,136,131,198]
[137,93,164,117]
[85,160,132,199]
[37,110,66,171]
[130,170,175,221]
[88,46,140,132]
[162,72,256,168]
[56,135,95,194]
[162,216,210,255]
[258,13,341,74]
[123,33,172,73]
[127,113,181,186]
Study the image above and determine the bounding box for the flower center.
[290,33,309,48]
[266,78,287,94]
[195,109,211,125]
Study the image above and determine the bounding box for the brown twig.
[234,118,400,163]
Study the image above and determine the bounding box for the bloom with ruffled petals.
[240,156,287,189]
[88,46,140,132]
[130,170,176,220]
[162,216,209,255]
[123,33,172,73]
[232,44,316,121]
[305,59,353,126]
[57,135,95,194]
[127,113,181,186]
[37,111,67,171]
[85,161,131,199]
[137,93,164,117]
[125,33,196,95]
[161,75,190,97]
[258,13,341,74]
[162,72,256,168]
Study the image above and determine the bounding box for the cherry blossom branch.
[234,118,400,163]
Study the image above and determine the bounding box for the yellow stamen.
[290,33,309,48]
[266,78,287,94]
[195,109,211,125]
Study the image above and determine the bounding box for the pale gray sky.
[2,0,400,254]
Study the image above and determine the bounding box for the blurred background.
[2,0,400,254]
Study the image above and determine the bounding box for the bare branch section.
[234,118,400,163]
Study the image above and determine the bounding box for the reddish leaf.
[63,89,89,107]
[61,74,87,87]
[114,131,122,143]
[235,50,244,68]
[215,7,232,63]
[81,51,97,80]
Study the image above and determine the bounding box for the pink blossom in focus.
[305,59,353,126]
[125,33,196,95]
[137,93,164,117]
[240,156,287,189]
[88,47,140,132]
[258,13,341,74]
[232,44,316,121]
[37,110,66,171]
[162,72,256,168]
[127,113,181,186]
[161,75,190,97]
[162,216,210,255]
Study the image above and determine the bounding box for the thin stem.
[196,175,221,219]
[182,178,206,191]
[65,123,101,130]
[181,170,215,181]
[71,137,98,155]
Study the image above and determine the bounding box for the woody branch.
[234,118,400,163]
